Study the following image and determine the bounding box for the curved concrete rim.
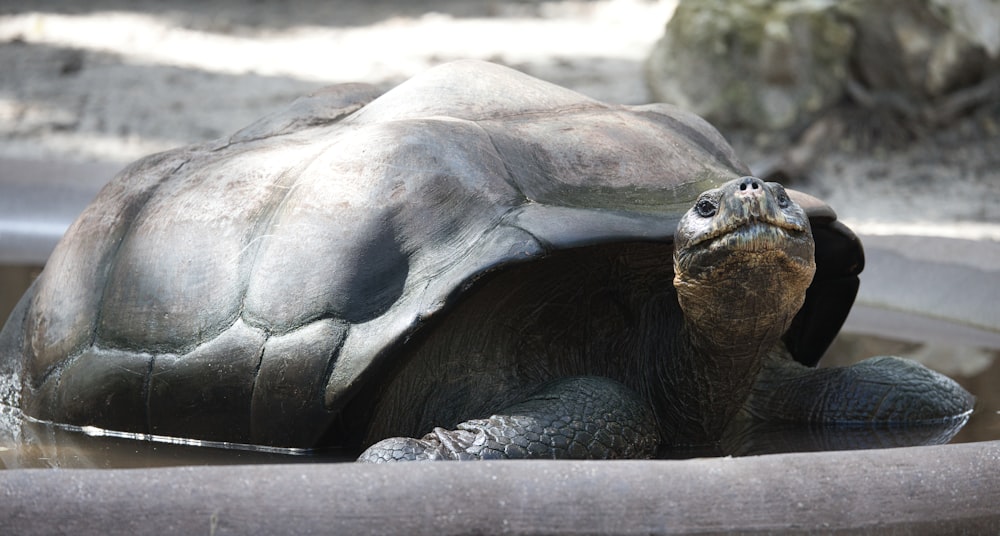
[1,440,997,535]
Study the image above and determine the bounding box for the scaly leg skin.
[742,345,975,424]
[358,376,659,462]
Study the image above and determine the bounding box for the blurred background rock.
[646,0,1000,231]
[648,0,1000,132]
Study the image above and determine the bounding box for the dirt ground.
[0,1,669,160]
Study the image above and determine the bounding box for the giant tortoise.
[0,61,973,461]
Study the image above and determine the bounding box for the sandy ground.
[0,1,671,160]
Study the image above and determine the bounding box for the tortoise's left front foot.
[744,349,974,425]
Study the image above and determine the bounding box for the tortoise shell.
[0,61,862,447]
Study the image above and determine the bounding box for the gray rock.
[646,0,853,131]
[647,0,1000,130]
[844,0,1000,123]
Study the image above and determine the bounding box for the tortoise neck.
[651,251,812,444]
[673,249,811,361]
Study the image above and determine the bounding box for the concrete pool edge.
[1,440,997,535]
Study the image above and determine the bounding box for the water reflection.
[943,354,1000,444]
[716,415,971,457]
[0,406,354,469]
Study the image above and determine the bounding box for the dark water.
[1,311,997,469]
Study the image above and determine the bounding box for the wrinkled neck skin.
[674,249,810,361]
[660,249,813,445]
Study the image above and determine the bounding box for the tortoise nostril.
[738,176,763,193]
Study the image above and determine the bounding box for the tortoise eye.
[775,190,791,209]
[695,198,717,218]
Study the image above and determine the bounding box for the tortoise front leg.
[358,376,659,462]
[742,345,975,425]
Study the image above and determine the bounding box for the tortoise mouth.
[674,219,816,285]
[689,219,812,255]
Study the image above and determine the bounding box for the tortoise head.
[672,177,816,355]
